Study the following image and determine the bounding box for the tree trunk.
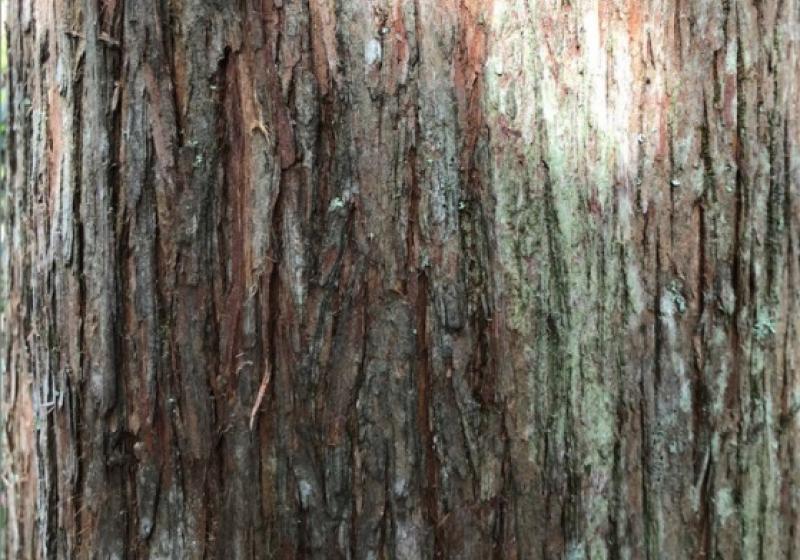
[2,0,799,558]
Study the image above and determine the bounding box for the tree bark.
[2,0,799,558]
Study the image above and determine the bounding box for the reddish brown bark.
[2,0,799,558]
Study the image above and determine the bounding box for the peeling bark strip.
[2,0,799,558]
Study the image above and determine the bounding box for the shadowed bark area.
[2,0,799,558]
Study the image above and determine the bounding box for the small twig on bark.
[249,362,272,431]
[98,32,120,48]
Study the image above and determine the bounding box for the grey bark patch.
[135,461,160,541]
[365,39,382,66]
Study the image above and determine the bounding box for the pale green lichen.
[668,280,687,314]
[753,310,776,341]
[328,196,345,211]
[715,487,737,524]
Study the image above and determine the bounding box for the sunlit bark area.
[2,0,799,558]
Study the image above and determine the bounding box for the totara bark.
[2,0,799,558]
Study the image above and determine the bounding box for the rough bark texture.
[2,0,799,558]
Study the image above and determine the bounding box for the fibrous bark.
[2,0,799,558]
